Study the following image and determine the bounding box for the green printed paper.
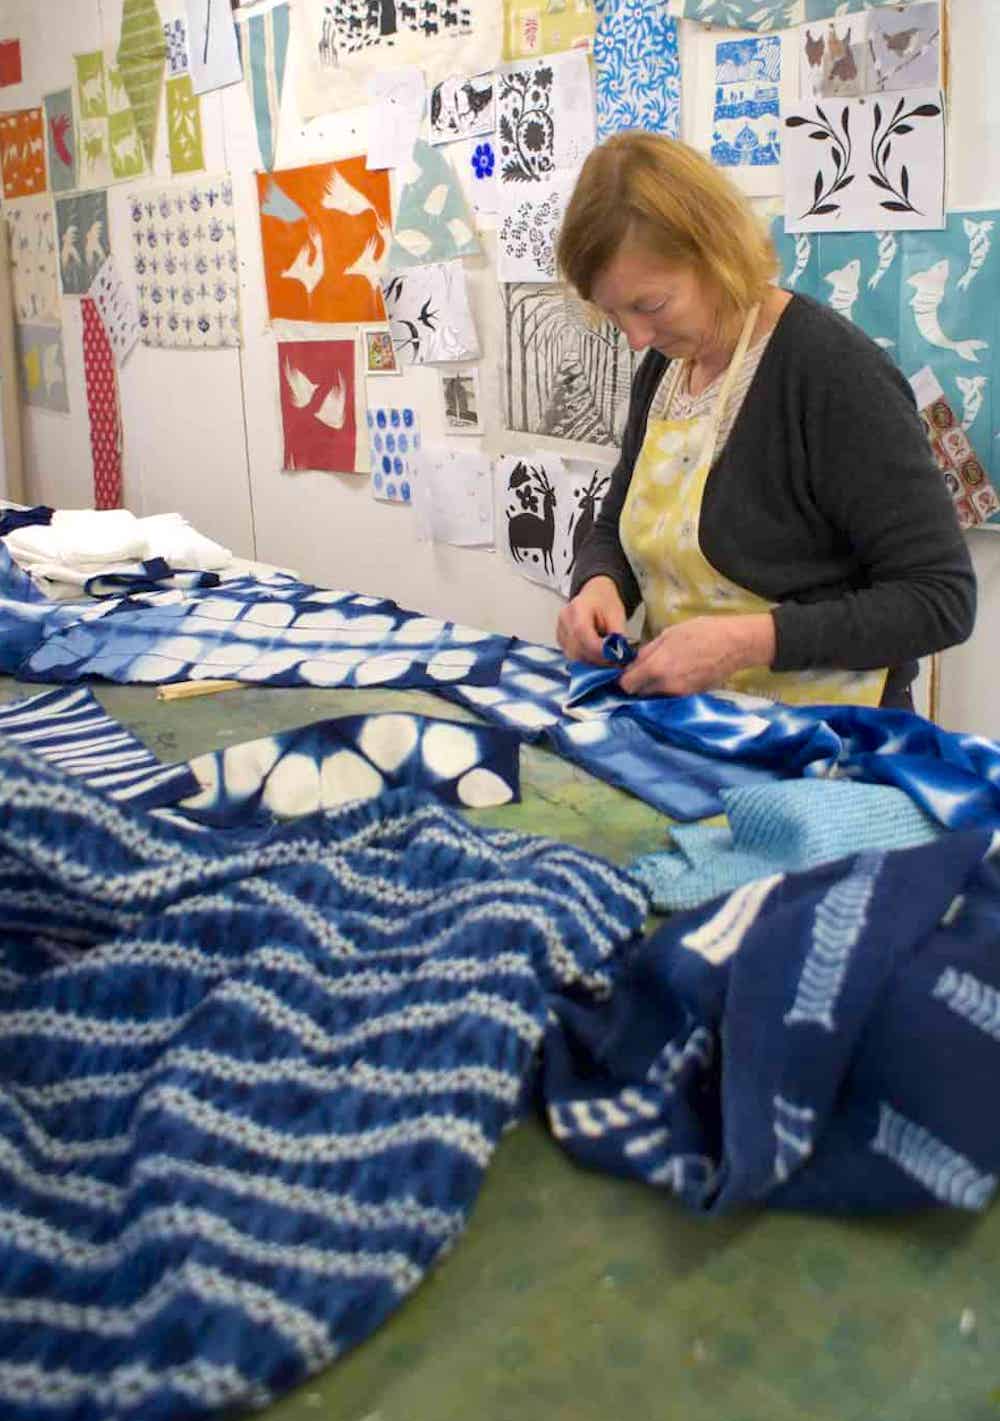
[75,51,108,120]
[109,109,145,179]
[167,75,205,175]
[117,0,167,165]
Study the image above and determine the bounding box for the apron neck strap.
[687,303,761,469]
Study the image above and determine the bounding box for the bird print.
[828,26,858,86]
[283,358,318,409]
[60,223,80,271]
[907,260,989,362]
[314,373,347,429]
[342,227,386,292]
[49,113,72,168]
[824,259,861,321]
[803,28,824,70]
[884,26,919,59]
[321,166,375,217]
[84,218,105,268]
[280,225,325,297]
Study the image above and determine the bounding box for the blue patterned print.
[593,0,680,142]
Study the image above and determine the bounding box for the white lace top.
[649,332,773,462]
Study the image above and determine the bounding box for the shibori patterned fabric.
[0,686,199,810]
[544,828,1000,1214]
[0,557,512,693]
[181,713,521,826]
[0,738,646,1420]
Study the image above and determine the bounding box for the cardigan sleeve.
[568,351,665,615]
[770,335,976,673]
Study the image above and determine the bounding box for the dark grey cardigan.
[570,295,976,699]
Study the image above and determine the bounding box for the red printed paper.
[278,339,357,474]
[0,40,22,88]
[82,297,123,510]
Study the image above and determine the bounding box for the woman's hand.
[619,613,777,698]
[557,576,628,663]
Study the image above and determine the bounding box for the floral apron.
[620,306,888,707]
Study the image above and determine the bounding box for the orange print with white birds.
[0,108,47,200]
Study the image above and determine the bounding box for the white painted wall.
[8,0,1000,729]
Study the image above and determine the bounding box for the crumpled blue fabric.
[545,828,1000,1214]
[0,737,646,1421]
[631,778,943,911]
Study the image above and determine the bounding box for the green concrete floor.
[3,679,999,1421]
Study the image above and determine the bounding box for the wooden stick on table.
[156,679,247,702]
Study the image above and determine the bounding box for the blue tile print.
[0,736,646,1418]
[593,0,680,142]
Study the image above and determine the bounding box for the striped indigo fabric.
[0,738,647,1420]
[0,686,199,809]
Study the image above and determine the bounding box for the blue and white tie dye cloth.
[0,544,511,693]
[0,737,646,1420]
[545,828,1000,1214]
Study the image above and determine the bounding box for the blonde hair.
[556,133,777,325]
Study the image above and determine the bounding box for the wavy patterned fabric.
[0,737,646,1420]
[0,547,511,692]
[0,685,199,809]
[545,828,1000,1213]
[593,0,680,142]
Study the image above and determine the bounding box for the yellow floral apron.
[620,307,888,708]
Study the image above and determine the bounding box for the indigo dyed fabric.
[545,830,1000,1214]
[0,685,200,809]
[0,548,511,692]
[594,0,680,142]
[631,779,943,912]
[0,739,646,1419]
[182,713,521,825]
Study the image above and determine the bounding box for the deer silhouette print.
[507,462,557,576]
[568,468,610,574]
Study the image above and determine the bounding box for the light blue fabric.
[772,211,1000,511]
[593,0,680,142]
[0,737,646,1419]
[631,778,943,911]
[237,4,290,173]
[386,141,480,269]
[545,827,1000,1214]
[668,0,899,27]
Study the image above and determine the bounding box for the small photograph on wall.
[799,16,870,99]
[439,368,482,434]
[361,326,400,376]
[868,3,941,93]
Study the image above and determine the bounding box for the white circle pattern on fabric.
[182,752,221,810]
[500,702,559,730]
[421,723,480,778]
[296,654,361,686]
[456,768,514,808]
[395,617,447,645]
[426,650,475,682]
[448,624,491,643]
[457,686,506,706]
[355,654,414,686]
[320,749,385,807]
[564,720,610,744]
[514,645,562,663]
[244,602,296,629]
[222,737,284,798]
[263,752,321,818]
[358,715,419,773]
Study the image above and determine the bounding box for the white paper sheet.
[429,72,494,146]
[366,67,426,172]
[497,172,576,283]
[186,0,243,96]
[380,260,479,365]
[90,255,141,366]
[783,87,945,233]
[413,444,494,546]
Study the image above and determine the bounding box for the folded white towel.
[3,509,233,587]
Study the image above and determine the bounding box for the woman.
[555,133,975,709]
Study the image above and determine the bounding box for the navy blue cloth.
[82,560,222,598]
[544,831,1000,1214]
[0,505,53,538]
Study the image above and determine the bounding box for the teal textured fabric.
[631,778,943,911]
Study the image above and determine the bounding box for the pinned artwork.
[666,0,802,26]
[278,339,358,474]
[381,261,480,365]
[501,282,639,445]
[439,367,483,434]
[361,326,400,376]
[129,177,241,348]
[74,51,113,188]
[164,17,190,75]
[15,325,69,414]
[712,36,782,174]
[107,62,148,181]
[502,0,596,60]
[167,73,205,173]
[498,453,613,595]
[55,191,110,297]
[292,0,501,117]
[234,2,290,173]
[116,0,168,165]
[387,141,481,269]
[366,405,421,503]
[0,108,46,200]
[6,196,60,326]
[90,257,141,366]
[256,158,391,324]
[867,3,941,92]
[43,90,77,193]
[783,89,944,232]
[469,138,497,213]
[771,209,1000,522]
[81,296,123,510]
[366,67,426,171]
[413,445,495,546]
[911,366,1000,530]
[593,0,680,142]
[498,176,575,282]
[429,73,494,145]
[0,39,22,87]
[800,16,870,98]
[186,0,243,95]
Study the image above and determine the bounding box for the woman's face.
[589,245,719,361]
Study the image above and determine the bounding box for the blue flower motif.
[472,143,495,179]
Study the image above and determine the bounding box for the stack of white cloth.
[3,510,233,591]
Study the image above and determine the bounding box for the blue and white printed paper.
[593,0,680,142]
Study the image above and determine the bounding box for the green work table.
[2,678,998,1421]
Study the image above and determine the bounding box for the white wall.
[8,0,1000,730]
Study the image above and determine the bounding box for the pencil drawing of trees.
[501,284,638,447]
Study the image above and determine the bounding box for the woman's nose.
[620,315,653,353]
